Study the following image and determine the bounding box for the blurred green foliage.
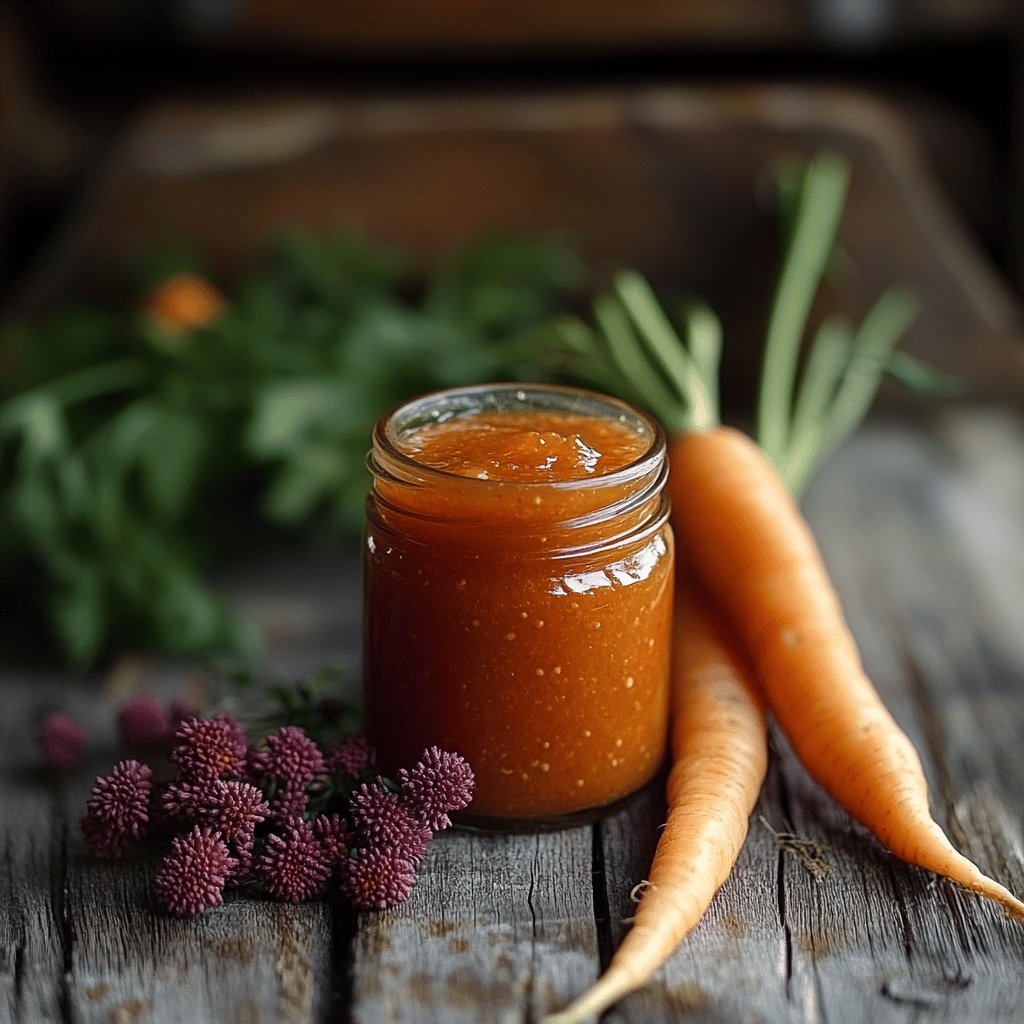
[0,229,586,666]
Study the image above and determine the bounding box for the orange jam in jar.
[363,384,673,828]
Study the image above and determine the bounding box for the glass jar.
[363,383,673,829]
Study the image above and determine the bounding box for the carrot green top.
[554,151,926,497]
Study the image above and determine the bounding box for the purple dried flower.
[349,782,431,862]
[170,715,248,782]
[230,834,255,884]
[326,735,375,777]
[38,712,87,769]
[343,847,417,910]
[268,783,310,825]
[250,725,325,790]
[81,760,152,859]
[256,819,332,903]
[398,747,475,831]
[116,694,171,749]
[198,781,269,842]
[313,814,349,864]
[153,826,236,917]
[160,780,208,822]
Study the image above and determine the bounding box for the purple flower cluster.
[38,713,87,769]
[326,735,375,776]
[37,693,201,770]
[116,694,171,749]
[350,783,432,861]
[341,746,475,909]
[170,714,248,782]
[344,847,419,910]
[257,818,332,902]
[154,827,237,917]
[398,746,476,831]
[79,704,475,918]
[250,725,326,823]
[81,760,153,859]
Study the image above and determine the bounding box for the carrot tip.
[539,968,639,1024]
[995,892,1024,920]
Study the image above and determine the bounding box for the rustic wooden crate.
[16,84,1024,408]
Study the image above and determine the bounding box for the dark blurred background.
[3,0,1024,668]
[2,0,1023,296]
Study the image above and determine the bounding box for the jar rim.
[371,382,666,493]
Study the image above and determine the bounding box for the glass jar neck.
[367,384,668,555]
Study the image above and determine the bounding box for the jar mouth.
[371,382,666,495]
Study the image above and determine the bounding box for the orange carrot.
[547,154,1022,1021]
[542,584,768,1024]
[668,425,1024,918]
[566,249,1024,919]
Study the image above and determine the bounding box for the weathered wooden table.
[3,405,1024,1024]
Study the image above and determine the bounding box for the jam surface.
[365,404,673,823]
[399,410,648,482]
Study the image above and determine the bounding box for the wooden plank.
[800,419,1024,1019]
[599,779,798,1023]
[0,674,68,1024]
[216,547,365,688]
[5,413,1024,1023]
[65,856,332,1024]
[0,667,336,1024]
[347,824,600,1023]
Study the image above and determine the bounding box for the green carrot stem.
[819,288,918,449]
[757,152,850,468]
[781,317,852,495]
[679,300,723,428]
[883,350,962,397]
[786,287,918,497]
[613,273,717,432]
[593,295,687,433]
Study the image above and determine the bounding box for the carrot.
[543,150,1023,1019]
[556,151,1023,918]
[668,424,1024,919]
[541,585,768,1024]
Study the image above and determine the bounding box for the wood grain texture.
[3,412,1024,1022]
[0,672,68,1024]
[348,825,599,1023]
[0,667,335,1024]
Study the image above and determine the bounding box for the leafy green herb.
[1,230,586,665]
[216,664,361,748]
